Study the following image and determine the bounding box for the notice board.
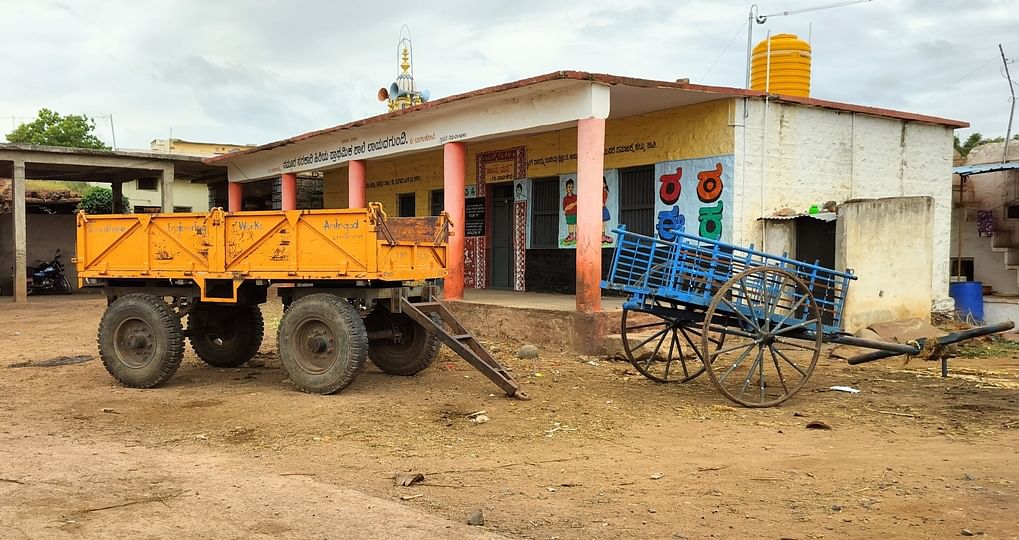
[465,197,486,237]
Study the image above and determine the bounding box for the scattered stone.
[963,473,975,481]
[516,344,539,359]
[650,473,664,480]
[806,421,832,430]
[100,407,119,414]
[195,434,208,440]
[547,487,557,493]
[648,508,657,513]
[470,414,490,424]
[830,504,843,512]
[400,493,423,501]
[961,529,975,536]
[467,509,485,526]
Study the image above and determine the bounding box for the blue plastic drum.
[949,281,984,323]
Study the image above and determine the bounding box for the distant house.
[951,141,1019,322]
[115,139,257,213]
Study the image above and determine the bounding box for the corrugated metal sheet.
[758,212,837,222]
[953,161,1019,177]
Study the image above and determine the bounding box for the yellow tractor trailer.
[75,204,525,398]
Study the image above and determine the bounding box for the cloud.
[2,0,1016,149]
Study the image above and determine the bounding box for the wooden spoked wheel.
[701,266,822,407]
[621,302,725,383]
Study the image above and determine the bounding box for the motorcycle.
[12,249,72,295]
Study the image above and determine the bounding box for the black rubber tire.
[97,293,184,388]
[188,304,264,368]
[365,306,441,376]
[277,293,368,394]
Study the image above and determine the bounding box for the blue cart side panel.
[601,226,856,334]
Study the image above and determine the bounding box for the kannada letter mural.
[557,170,619,249]
[653,155,734,243]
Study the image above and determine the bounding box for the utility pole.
[1000,44,1015,164]
[109,114,117,151]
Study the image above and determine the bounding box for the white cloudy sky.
[2,0,1016,149]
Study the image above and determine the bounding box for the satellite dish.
[377,87,389,101]
[420,89,430,102]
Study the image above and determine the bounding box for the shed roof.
[206,70,968,165]
[0,143,227,183]
[953,161,1019,177]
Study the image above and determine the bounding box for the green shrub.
[80,186,130,214]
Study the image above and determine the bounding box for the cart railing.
[602,226,856,334]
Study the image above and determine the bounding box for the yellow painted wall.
[323,168,349,208]
[322,99,734,212]
[151,139,257,157]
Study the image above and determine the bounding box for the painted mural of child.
[602,177,613,244]
[562,178,577,243]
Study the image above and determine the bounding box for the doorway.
[795,219,836,269]
[490,183,514,289]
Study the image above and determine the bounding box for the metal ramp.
[400,297,529,400]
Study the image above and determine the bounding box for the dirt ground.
[1,295,1018,539]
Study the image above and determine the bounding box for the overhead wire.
[701,19,749,82]
[913,54,999,107]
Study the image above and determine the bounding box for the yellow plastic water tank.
[751,33,811,97]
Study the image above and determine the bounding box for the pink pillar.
[443,142,467,301]
[576,118,606,313]
[227,182,243,212]
[281,173,298,210]
[348,160,366,208]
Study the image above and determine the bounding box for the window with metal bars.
[618,166,655,237]
[530,177,559,248]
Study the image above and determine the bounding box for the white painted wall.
[983,297,1019,325]
[733,99,955,311]
[949,207,1019,295]
[120,180,209,212]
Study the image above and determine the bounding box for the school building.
[207,71,965,331]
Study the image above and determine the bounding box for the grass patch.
[26,180,89,195]
[954,337,1019,359]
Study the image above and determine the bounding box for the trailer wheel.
[188,304,264,368]
[365,306,441,376]
[97,293,184,388]
[277,293,367,394]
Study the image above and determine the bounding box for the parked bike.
[11,249,73,295]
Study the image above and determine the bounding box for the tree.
[80,186,129,214]
[5,108,110,150]
[954,132,1019,157]
[954,133,985,157]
